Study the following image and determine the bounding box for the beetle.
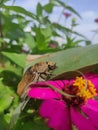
[17,61,56,99]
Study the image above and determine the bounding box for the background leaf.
[36,3,42,16]
[25,44,98,79]
[43,3,54,13]
[13,118,49,130]
[0,82,13,112]
[0,113,8,130]
[2,52,26,68]
[2,5,35,19]
[50,0,81,18]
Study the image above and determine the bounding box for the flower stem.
[46,82,75,98]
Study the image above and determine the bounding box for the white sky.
[6,0,98,44]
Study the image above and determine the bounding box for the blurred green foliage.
[0,0,97,130]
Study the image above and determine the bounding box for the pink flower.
[28,72,98,130]
[49,42,58,49]
[94,18,98,23]
[63,12,72,18]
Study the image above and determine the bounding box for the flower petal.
[85,72,98,90]
[47,80,69,89]
[40,99,72,130]
[81,99,98,129]
[28,87,61,99]
[28,80,69,99]
[71,107,96,130]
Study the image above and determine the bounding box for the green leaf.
[41,25,52,41]
[6,26,25,40]
[36,3,42,16]
[64,36,84,48]
[0,0,3,5]
[25,44,98,79]
[0,113,8,130]
[25,33,36,49]
[52,23,74,37]
[2,16,25,40]
[9,101,26,130]
[1,70,21,87]
[0,82,13,112]
[34,28,46,50]
[0,0,9,6]
[0,61,22,76]
[0,77,3,81]
[50,0,81,18]
[4,45,22,53]
[13,117,49,130]
[66,5,81,18]
[52,23,86,39]
[43,3,54,13]
[2,5,35,19]
[2,52,26,68]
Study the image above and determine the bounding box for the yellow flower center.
[73,77,97,101]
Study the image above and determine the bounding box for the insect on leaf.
[25,44,98,80]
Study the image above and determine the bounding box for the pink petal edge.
[71,107,96,130]
[81,99,98,128]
